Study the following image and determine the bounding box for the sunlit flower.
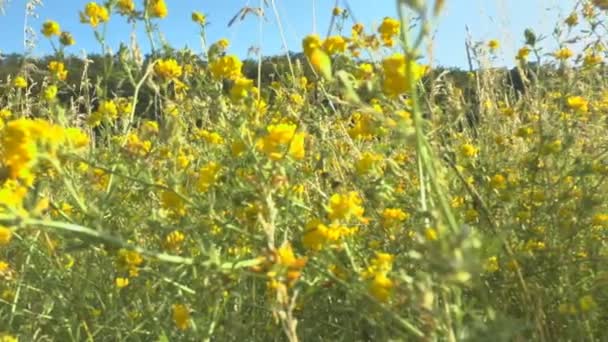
[484,256,499,273]
[49,61,68,81]
[256,123,305,161]
[164,230,186,251]
[80,2,110,27]
[154,58,183,80]
[192,11,206,24]
[197,162,221,192]
[41,20,61,37]
[382,53,425,96]
[117,0,135,15]
[210,55,242,80]
[327,191,365,222]
[567,96,589,113]
[554,47,574,60]
[12,76,27,89]
[59,32,76,46]
[149,0,168,18]
[43,85,58,101]
[0,226,12,246]
[115,277,130,288]
[516,46,530,61]
[230,77,254,101]
[378,17,400,46]
[172,304,190,330]
[323,35,347,55]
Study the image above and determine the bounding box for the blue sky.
[0,0,568,68]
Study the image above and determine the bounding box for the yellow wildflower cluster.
[302,219,357,251]
[80,2,110,27]
[378,17,400,47]
[154,59,183,80]
[0,118,88,185]
[256,123,305,161]
[382,53,426,97]
[48,61,68,81]
[209,55,243,80]
[362,252,395,302]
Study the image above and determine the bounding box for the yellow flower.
[160,190,186,217]
[172,304,190,330]
[351,23,364,39]
[584,52,602,67]
[117,249,143,277]
[256,123,305,161]
[97,100,119,120]
[142,120,159,135]
[41,20,61,37]
[0,226,12,246]
[302,219,357,250]
[80,2,110,27]
[217,38,230,49]
[425,227,438,241]
[197,162,221,192]
[592,213,608,227]
[382,53,425,97]
[209,55,243,80]
[579,295,596,312]
[192,11,206,24]
[48,60,68,81]
[164,230,186,251]
[459,143,478,158]
[302,34,322,57]
[554,47,574,60]
[0,119,66,183]
[484,256,499,273]
[369,272,393,302]
[516,46,530,61]
[0,333,18,342]
[230,77,254,101]
[378,17,400,45]
[196,129,224,145]
[327,191,365,222]
[124,133,151,156]
[381,208,409,228]
[488,39,500,51]
[565,13,579,27]
[275,243,307,269]
[490,174,506,190]
[0,108,11,119]
[355,152,383,175]
[566,96,589,113]
[0,183,27,222]
[64,128,90,149]
[13,76,27,89]
[148,0,168,18]
[117,0,135,15]
[60,32,76,46]
[356,63,374,80]
[322,36,347,55]
[308,47,333,81]
[43,85,58,101]
[231,141,247,157]
[115,277,129,288]
[332,7,343,16]
[154,59,182,80]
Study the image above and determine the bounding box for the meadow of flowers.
[1,0,607,340]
